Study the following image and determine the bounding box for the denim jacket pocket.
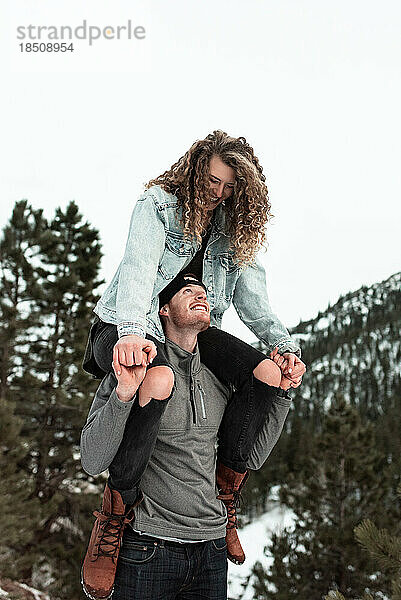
[158,233,194,280]
[218,254,238,274]
[165,233,193,256]
[218,254,240,302]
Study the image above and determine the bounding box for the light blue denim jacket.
[94,185,300,356]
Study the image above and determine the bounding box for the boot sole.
[228,555,245,565]
[81,567,114,600]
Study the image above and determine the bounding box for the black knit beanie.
[159,272,207,308]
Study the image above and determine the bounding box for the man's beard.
[171,309,210,332]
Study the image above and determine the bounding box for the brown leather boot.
[81,483,143,599]
[216,462,249,565]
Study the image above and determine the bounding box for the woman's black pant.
[85,319,277,504]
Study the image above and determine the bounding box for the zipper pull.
[197,382,207,419]
[190,378,197,424]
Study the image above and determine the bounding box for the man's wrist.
[277,388,292,400]
[116,386,136,403]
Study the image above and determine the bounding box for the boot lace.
[217,490,243,529]
[92,508,134,562]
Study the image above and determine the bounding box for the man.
[80,274,294,600]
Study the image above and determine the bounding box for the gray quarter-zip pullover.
[80,338,291,541]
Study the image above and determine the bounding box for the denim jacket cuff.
[117,322,146,339]
[276,339,302,358]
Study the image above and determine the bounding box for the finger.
[133,347,143,366]
[144,341,158,363]
[141,350,148,368]
[118,349,129,367]
[286,373,302,384]
[270,346,279,360]
[118,364,129,379]
[286,354,296,373]
[142,344,156,365]
[282,354,295,375]
[123,348,135,367]
[279,357,289,374]
[286,374,301,385]
[113,347,122,376]
[270,348,285,363]
[291,365,306,378]
[297,361,307,375]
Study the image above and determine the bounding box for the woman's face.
[205,155,236,211]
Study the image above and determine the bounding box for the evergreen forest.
[0,200,400,599]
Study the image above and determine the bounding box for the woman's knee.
[93,323,118,373]
[253,359,281,388]
[138,366,175,407]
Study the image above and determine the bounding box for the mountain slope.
[256,271,400,416]
[246,272,401,515]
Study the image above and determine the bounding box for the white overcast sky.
[1,0,400,343]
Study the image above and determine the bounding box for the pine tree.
[0,200,104,598]
[325,483,401,600]
[0,394,41,578]
[0,200,45,400]
[0,200,46,580]
[251,398,393,600]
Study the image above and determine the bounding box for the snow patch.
[18,583,49,600]
[315,316,331,331]
[228,501,295,600]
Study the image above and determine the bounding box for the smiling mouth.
[190,304,209,313]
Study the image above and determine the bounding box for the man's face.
[205,155,236,212]
[160,284,210,331]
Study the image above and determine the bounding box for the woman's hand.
[270,347,304,390]
[281,352,306,381]
[113,334,157,375]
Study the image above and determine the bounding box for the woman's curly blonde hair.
[146,130,272,266]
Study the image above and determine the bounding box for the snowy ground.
[227,495,295,600]
[0,578,50,600]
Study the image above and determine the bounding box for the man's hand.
[114,350,148,403]
[113,334,157,375]
[270,347,304,390]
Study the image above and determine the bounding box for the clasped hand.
[270,347,306,390]
[113,334,157,375]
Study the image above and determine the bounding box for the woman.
[82,130,305,564]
